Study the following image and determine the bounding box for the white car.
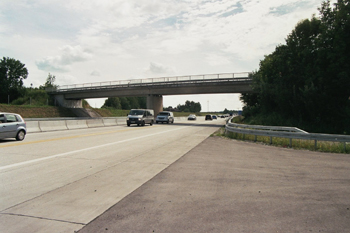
[0,112,27,141]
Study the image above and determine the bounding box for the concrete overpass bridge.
[47,72,253,116]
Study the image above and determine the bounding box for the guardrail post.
[254,135,257,142]
[314,140,317,150]
[289,138,292,148]
[344,142,347,153]
[270,136,272,144]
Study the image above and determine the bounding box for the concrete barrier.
[23,117,129,134]
[116,117,127,125]
[66,120,89,130]
[175,117,187,121]
[39,120,68,132]
[86,119,104,128]
[26,121,42,133]
[102,118,118,126]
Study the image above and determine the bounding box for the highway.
[0,118,226,233]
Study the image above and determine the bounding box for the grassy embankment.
[213,116,350,154]
[0,104,76,118]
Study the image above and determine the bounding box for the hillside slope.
[0,104,81,118]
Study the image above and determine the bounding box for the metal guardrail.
[225,120,350,152]
[46,72,251,92]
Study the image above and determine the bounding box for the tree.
[119,97,130,110]
[128,97,140,109]
[102,97,122,109]
[0,57,28,103]
[102,96,147,110]
[177,100,201,112]
[40,73,58,90]
[241,0,350,134]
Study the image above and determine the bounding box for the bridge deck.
[47,73,253,99]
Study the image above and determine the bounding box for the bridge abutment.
[147,95,163,117]
[54,95,83,108]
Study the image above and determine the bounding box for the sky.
[0,0,334,111]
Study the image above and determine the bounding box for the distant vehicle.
[156,111,174,124]
[205,114,213,120]
[212,115,217,120]
[0,112,26,141]
[127,109,154,126]
[188,114,197,120]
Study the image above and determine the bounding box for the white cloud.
[36,45,92,72]
[90,70,101,77]
[144,62,176,76]
[205,54,231,67]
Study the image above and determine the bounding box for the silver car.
[187,114,197,120]
[0,112,27,141]
[156,111,174,124]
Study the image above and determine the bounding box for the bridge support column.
[54,95,83,108]
[147,95,163,117]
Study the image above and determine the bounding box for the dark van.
[127,109,154,126]
[205,114,213,120]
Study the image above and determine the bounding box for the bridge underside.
[52,79,253,117]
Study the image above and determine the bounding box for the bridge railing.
[46,72,251,92]
[225,120,350,152]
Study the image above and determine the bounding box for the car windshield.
[159,112,169,116]
[129,110,144,115]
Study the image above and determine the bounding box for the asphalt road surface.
[0,118,226,233]
[78,137,350,233]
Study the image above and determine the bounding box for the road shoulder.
[78,136,350,232]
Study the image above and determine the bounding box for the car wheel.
[150,120,153,126]
[141,121,145,126]
[16,130,26,141]
[172,119,174,123]
[127,123,131,126]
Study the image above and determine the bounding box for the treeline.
[240,0,350,134]
[0,57,58,106]
[103,98,202,113]
[102,97,147,110]
[176,100,201,112]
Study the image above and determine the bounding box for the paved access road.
[0,119,226,233]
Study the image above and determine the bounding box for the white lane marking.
[0,126,191,171]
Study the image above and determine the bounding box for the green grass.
[0,104,76,118]
[93,108,129,117]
